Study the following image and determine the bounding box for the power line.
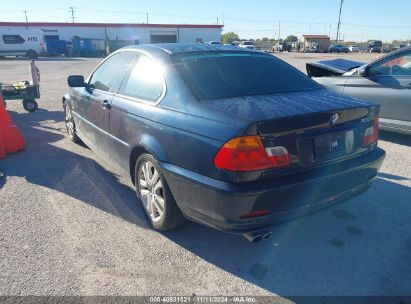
[1,6,411,31]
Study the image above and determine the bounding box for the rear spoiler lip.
[306,59,366,77]
[257,104,379,136]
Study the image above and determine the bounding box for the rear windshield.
[171,51,321,100]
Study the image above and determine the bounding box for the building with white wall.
[0,22,223,44]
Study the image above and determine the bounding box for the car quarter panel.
[343,74,411,123]
[108,95,241,180]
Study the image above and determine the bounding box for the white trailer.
[0,29,46,59]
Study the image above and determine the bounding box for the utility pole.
[146,12,149,24]
[23,10,28,29]
[69,7,76,23]
[278,21,281,41]
[336,0,344,43]
[216,17,219,25]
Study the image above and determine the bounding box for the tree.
[285,35,298,43]
[222,32,240,44]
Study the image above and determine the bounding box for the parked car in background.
[0,29,46,59]
[207,41,221,45]
[272,41,291,52]
[367,40,383,53]
[329,44,349,53]
[348,45,360,52]
[63,44,385,242]
[238,41,256,50]
[307,47,411,135]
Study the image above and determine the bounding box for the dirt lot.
[0,52,410,298]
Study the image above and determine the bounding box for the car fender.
[62,92,70,105]
[127,133,167,183]
[129,133,166,162]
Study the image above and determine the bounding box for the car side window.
[369,50,411,76]
[119,54,164,102]
[89,52,136,93]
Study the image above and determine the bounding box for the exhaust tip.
[243,232,263,243]
[263,232,273,240]
[243,230,272,243]
[252,235,263,243]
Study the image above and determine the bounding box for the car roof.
[120,43,255,55]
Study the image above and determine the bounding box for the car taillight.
[363,117,379,147]
[265,146,291,168]
[214,135,290,171]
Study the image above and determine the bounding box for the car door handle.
[102,100,111,109]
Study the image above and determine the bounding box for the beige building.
[301,35,331,52]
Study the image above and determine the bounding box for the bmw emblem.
[330,113,340,125]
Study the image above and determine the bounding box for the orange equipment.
[0,93,26,159]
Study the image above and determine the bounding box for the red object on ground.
[0,95,26,158]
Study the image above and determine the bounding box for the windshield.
[172,52,321,100]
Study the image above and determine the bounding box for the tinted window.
[369,50,411,76]
[89,52,136,93]
[3,35,25,44]
[120,55,163,101]
[172,52,320,100]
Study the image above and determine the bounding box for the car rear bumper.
[160,148,385,233]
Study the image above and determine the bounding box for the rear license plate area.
[314,131,353,162]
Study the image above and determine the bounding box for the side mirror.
[358,67,369,77]
[68,75,86,87]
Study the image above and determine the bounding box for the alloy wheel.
[138,160,165,222]
[65,105,75,138]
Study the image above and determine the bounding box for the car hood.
[306,59,366,77]
[192,89,372,123]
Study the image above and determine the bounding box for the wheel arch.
[62,93,72,107]
[26,49,38,59]
[129,134,167,185]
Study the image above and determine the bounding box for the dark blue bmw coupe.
[63,44,385,242]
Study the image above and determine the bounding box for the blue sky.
[0,0,410,42]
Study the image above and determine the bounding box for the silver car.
[307,47,411,135]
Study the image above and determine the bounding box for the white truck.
[238,41,256,50]
[0,29,46,59]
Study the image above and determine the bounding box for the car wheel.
[64,102,80,143]
[22,99,38,112]
[27,50,38,59]
[135,154,185,231]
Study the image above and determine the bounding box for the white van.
[0,29,46,59]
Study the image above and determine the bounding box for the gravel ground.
[0,53,410,298]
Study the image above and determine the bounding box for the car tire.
[63,102,80,143]
[135,154,185,231]
[22,99,38,112]
[27,50,38,59]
